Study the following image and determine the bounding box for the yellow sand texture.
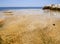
[0,11,60,44]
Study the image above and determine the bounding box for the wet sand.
[0,9,60,44]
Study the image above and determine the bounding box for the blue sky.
[0,0,60,7]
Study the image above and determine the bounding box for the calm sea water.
[0,7,42,11]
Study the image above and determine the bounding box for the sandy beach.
[0,9,60,44]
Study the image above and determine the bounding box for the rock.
[43,4,60,11]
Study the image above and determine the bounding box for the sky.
[0,0,60,7]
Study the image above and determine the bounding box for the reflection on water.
[44,9,60,15]
[43,9,60,18]
[0,9,60,19]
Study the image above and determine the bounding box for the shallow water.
[0,9,60,22]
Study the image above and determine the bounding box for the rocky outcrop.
[43,4,60,11]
